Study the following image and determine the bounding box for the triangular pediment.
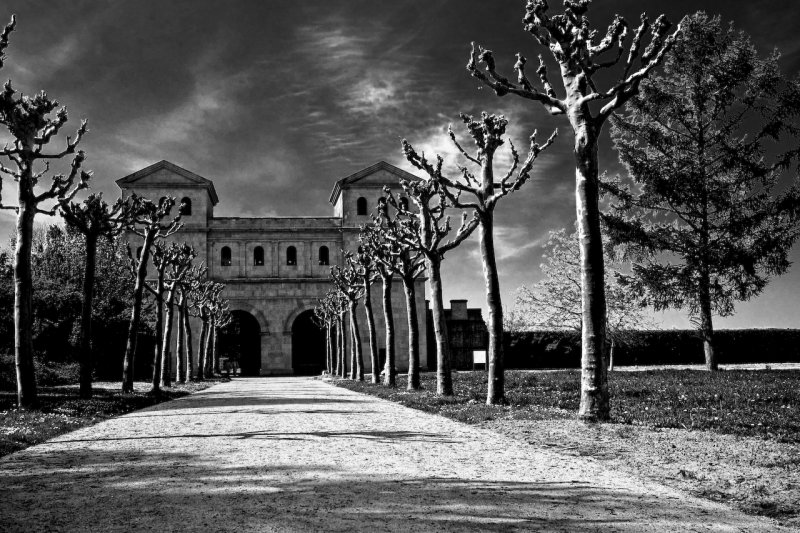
[116,160,218,205]
[329,161,421,204]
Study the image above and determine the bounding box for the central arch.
[291,310,326,375]
[218,310,261,376]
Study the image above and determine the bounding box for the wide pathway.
[0,378,790,532]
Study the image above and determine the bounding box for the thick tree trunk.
[381,274,396,387]
[349,301,364,381]
[339,313,347,378]
[363,279,380,384]
[699,282,717,371]
[205,323,215,378]
[402,277,420,391]
[197,315,208,381]
[122,232,155,393]
[160,292,176,388]
[427,256,453,396]
[78,233,98,399]
[176,299,185,384]
[183,303,194,382]
[151,277,164,396]
[574,124,610,421]
[14,200,38,408]
[479,213,505,405]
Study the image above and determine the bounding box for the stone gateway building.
[117,160,428,376]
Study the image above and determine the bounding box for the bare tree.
[330,263,365,381]
[513,229,653,369]
[359,224,397,386]
[177,264,206,383]
[369,197,425,390]
[468,1,680,419]
[0,16,91,407]
[313,293,336,374]
[349,247,381,383]
[158,243,196,387]
[408,113,554,404]
[121,196,181,393]
[395,151,480,395]
[60,193,134,398]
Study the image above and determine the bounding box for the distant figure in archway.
[292,310,326,375]
[218,310,261,376]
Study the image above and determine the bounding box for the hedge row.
[504,329,800,369]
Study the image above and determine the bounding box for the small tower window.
[221,246,232,267]
[286,246,297,266]
[319,246,329,266]
[180,196,192,216]
[356,196,368,216]
[254,246,264,266]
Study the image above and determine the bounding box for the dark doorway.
[218,310,261,376]
[292,310,326,375]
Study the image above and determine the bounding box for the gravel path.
[0,377,790,532]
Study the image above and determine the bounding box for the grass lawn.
[333,369,800,526]
[0,380,221,458]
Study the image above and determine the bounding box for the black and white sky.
[1,0,798,329]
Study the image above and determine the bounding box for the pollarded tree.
[399,146,480,396]
[60,193,135,398]
[513,229,653,369]
[605,13,800,370]
[359,223,397,386]
[177,264,206,383]
[210,297,231,374]
[313,293,336,374]
[348,247,381,383]
[158,243,196,387]
[0,16,92,407]
[191,280,220,381]
[469,0,680,419]
[330,263,365,381]
[413,113,555,404]
[121,196,181,393]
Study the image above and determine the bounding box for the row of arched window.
[220,245,329,267]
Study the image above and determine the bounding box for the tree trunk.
[183,303,194,382]
[699,282,717,371]
[197,316,208,381]
[349,301,364,381]
[574,123,610,421]
[333,316,341,376]
[212,323,220,375]
[608,338,615,372]
[325,325,331,374]
[205,322,215,378]
[402,276,420,391]
[176,299,186,384]
[78,232,98,399]
[160,291,176,388]
[339,313,347,378]
[479,212,504,405]
[14,199,38,408]
[381,274,396,387]
[363,279,380,384]
[122,232,155,393]
[151,275,164,396]
[427,255,453,396]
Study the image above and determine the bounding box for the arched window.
[399,196,409,211]
[286,246,297,266]
[180,196,192,216]
[356,196,368,216]
[221,246,232,267]
[253,246,264,266]
[318,246,329,266]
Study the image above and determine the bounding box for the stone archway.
[218,310,261,376]
[291,310,326,375]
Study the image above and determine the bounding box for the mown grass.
[334,369,800,442]
[0,380,220,457]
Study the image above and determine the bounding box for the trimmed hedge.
[504,329,800,369]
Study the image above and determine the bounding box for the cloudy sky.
[0,0,798,329]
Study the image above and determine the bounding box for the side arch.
[227,300,271,336]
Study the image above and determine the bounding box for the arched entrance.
[291,310,326,375]
[218,310,261,376]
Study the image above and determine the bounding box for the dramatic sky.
[1,0,798,329]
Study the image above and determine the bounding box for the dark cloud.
[0,0,797,328]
